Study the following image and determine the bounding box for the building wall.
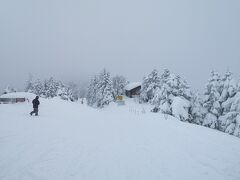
[125,86,141,98]
[0,98,25,104]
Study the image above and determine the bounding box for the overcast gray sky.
[1,0,240,93]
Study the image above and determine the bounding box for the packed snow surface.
[0,97,240,180]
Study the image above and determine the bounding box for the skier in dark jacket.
[30,96,40,116]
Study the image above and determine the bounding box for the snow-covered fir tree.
[151,69,171,112]
[152,69,192,122]
[43,77,59,98]
[30,79,44,96]
[25,76,76,101]
[140,69,160,103]
[25,73,34,92]
[201,70,240,137]
[218,71,240,136]
[112,75,128,99]
[95,69,114,108]
[86,69,114,108]
[57,82,74,101]
[219,71,238,110]
[86,76,98,106]
[68,82,82,101]
[189,92,205,125]
[202,71,222,129]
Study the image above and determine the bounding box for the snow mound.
[171,96,190,121]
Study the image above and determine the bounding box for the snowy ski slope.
[0,97,240,180]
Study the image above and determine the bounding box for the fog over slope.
[1,0,240,92]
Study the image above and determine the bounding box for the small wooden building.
[125,82,141,98]
[0,92,35,104]
[0,98,26,104]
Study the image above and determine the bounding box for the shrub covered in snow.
[171,96,191,121]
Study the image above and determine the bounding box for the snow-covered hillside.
[0,97,240,180]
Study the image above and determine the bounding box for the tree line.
[86,68,240,138]
[24,76,81,101]
[3,68,240,138]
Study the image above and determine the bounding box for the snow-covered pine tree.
[44,77,59,98]
[112,75,128,99]
[218,71,240,136]
[167,74,191,100]
[218,92,240,137]
[95,69,114,108]
[66,85,74,101]
[68,82,81,101]
[189,92,205,125]
[219,71,238,112]
[25,73,34,92]
[152,69,192,122]
[152,85,171,113]
[140,69,160,103]
[168,75,192,122]
[31,79,44,96]
[86,76,98,106]
[57,82,74,101]
[202,71,222,129]
[152,69,171,113]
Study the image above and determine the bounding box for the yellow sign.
[116,95,123,101]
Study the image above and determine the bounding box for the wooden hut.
[0,98,26,104]
[125,82,141,98]
[0,92,35,104]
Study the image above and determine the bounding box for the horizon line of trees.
[24,75,85,101]
[86,68,240,138]
[86,69,128,108]
[139,69,240,138]
[2,68,240,138]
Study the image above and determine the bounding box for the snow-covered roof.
[125,82,141,91]
[0,92,36,99]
